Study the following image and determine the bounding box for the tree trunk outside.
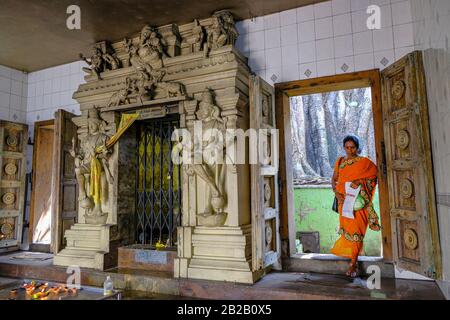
[290,87,376,184]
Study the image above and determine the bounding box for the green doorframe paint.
[294,186,382,256]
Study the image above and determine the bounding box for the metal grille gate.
[136,116,181,247]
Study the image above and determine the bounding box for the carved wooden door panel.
[381,51,441,278]
[250,75,281,271]
[0,120,27,252]
[51,110,78,253]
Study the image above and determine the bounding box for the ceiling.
[0,0,326,72]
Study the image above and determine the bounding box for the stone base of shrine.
[174,225,263,284]
[53,223,114,270]
[118,245,176,272]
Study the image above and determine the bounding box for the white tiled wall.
[0,61,85,180]
[26,61,84,136]
[0,61,85,141]
[235,0,415,85]
[0,65,27,123]
[410,0,450,287]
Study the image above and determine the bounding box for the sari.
[330,156,381,263]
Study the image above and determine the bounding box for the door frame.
[274,69,393,261]
[29,119,55,252]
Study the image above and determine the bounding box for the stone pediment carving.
[78,10,238,83]
[106,75,186,109]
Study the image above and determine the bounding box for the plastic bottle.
[103,276,113,296]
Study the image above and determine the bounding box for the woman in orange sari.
[330,135,381,278]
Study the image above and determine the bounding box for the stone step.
[65,229,101,239]
[64,245,101,252]
[63,223,109,252]
[70,223,108,230]
[282,254,395,278]
[53,248,104,269]
[55,248,100,258]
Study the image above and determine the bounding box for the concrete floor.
[0,251,445,300]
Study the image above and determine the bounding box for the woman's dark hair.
[343,134,362,154]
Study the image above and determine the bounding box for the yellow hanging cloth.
[90,112,140,205]
[90,156,103,205]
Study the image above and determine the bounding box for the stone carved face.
[212,16,222,29]
[88,119,101,134]
[140,26,152,42]
[196,102,212,120]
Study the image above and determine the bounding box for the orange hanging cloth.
[330,156,381,262]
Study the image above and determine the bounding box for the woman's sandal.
[345,263,359,278]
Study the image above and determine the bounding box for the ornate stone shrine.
[53,9,280,284]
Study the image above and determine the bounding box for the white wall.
[410,0,450,298]
[26,61,85,138]
[235,0,415,85]
[0,65,28,124]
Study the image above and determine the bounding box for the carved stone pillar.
[174,90,257,283]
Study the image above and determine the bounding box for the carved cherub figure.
[207,15,228,51]
[80,46,103,79]
[219,11,238,45]
[102,50,120,70]
[192,19,205,52]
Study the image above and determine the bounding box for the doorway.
[29,120,55,253]
[275,70,393,270]
[135,116,181,248]
[291,87,382,257]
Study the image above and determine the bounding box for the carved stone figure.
[192,19,206,52]
[102,51,120,71]
[99,41,121,70]
[107,85,131,108]
[187,89,228,227]
[70,107,113,224]
[138,25,166,69]
[124,28,167,83]
[80,46,103,80]
[80,41,121,79]
[157,81,186,98]
[206,16,228,51]
[205,11,238,56]
[124,38,151,79]
[107,76,150,107]
[215,10,238,45]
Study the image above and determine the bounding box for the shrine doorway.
[275,69,392,275]
[275,52,442,279]
[135,115,181,248]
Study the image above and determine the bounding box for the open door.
[250,75,281,271]
[0,121,27,252]
[29,120,54,252]
[381,51,441,278]
[51,110,78,254]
